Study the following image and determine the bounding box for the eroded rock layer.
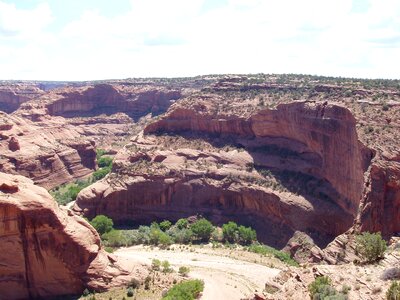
[75,101,371,247]
[0,172,135,300]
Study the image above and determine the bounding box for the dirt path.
[115,246,281,300]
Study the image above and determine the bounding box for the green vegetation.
[355,232,387,263]
[50,148,113,205]
[50,180,91,205]
[93,216,297,267]
[308,276,348,300]
[190,218,214,242]
[162,260,173,273]
[247,243,299,266]
[387,281,400,300]
[178,266,190,277]
[90,215,114,235]
[222,221,256,245]
[152,259,161,271]
[162,279,204,300]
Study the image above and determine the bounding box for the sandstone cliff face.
[75,100,370,247]
[46,84,181,120]
[145,101,372,215]
[0,112,96,189]
[0,172,136,300]
[0,84,44,113]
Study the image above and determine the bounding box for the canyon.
[0,74,399,299]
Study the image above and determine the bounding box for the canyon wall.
[75,101,371,247]
[0,172,135,300]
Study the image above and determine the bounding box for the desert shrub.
[102,230,127,247]
[162,260,173,273]
[126,287,134,297]
[308,276,348,300]
[382,268,400,281]
[98,156,113,168]
[144,276,151,290]
[92,166,111,181]
[96,148,107,159]
[162,279,204,300]
[128,278,140,289]
[50,180,91,205]
[159,220,172,231]
[238,225,257,245]
[387,281,400,300]
[179,266,190,277]
[90,215,113,235]
[104,246,114,253]
[356,232,387,263]
[190,218,213,242]
[167,227,193,244]
[211,228,224,242]
[222,221,238,243]
[149,228,171,247]
[176,218,189,229]
[247,243,299,266]
[152,259,161,271]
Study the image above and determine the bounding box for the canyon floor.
[115,245,281,300]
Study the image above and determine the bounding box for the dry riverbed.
[114,244,282,300]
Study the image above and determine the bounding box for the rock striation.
[0,112,96,189]
[0,172,137,300]
[75,100,373,247]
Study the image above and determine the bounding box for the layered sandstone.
[0,172,139,300]
[0,84,44,113]
[0,112,96,189]
[75,101,370,247]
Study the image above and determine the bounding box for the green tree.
[176,218,189,229]
[238,225,257,245]
[222,221,238,243]
[190,218,214,242]
[356,232,387,263]
[90,215,113,235]
[159,220,172,231]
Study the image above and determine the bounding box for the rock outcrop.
[45,84,181,120]
[0,172,139,300]
[0,84,44,113]
[0,112,96,189]
[75,100,372,247]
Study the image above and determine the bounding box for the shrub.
[128,278,140,289]
[152,259,161,271]
[237,225,257,245]
[102,230,127,247]
[159,220,172,231]
[82,288,90,296]
[92,166,111,181]
[190,218,214,242]
[98,156,113,168]
[308,276,348,300]
[90,215,114,235]
[96,148,107,159]
[168,228,193,244]
[247,243,299,266]
[162,279,205,300]
[179,266,190,277]
[149,228,171,247]
[144,276,151,290]
[50,180,91,205]
[356,232,387,263]
[387,281,400,300]
[126,287,134,297]
[176,218,189,229]
[162,260,173,273]
[222,221,238,243]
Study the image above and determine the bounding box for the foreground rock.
[0,172,144,300]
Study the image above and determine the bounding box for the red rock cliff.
[0,172,135,300]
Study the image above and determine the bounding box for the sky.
[0,0,399,81]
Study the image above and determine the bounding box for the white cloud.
[0,0,399,80]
